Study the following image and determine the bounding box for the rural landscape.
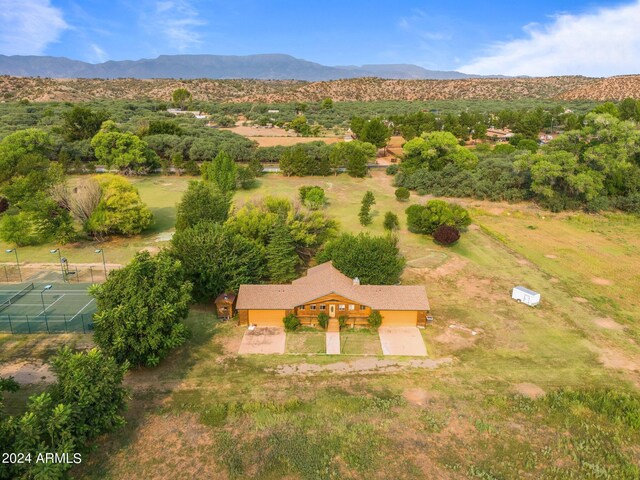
[1,1,640,479]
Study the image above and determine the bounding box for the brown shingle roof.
[236,262,429,311]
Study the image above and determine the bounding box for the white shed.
[512,286,540,306]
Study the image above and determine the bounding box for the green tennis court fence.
[0,313,94,334]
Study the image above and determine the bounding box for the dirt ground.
[0,361,55,384]
[221,124,343,147]
[77,413,221,480]
[514,382,546,399]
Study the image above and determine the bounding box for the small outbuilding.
[512,286,540,306]
[214,293,237,320]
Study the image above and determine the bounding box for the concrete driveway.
[379,327,427,356]
[238,327,286,354]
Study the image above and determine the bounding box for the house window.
[310,305,316,310]
[339,304,346,311]
[299,305,305,310]
[360,305,366,310]
[348,304,355,311]
[320,305,326,311]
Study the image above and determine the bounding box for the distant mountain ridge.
[0,53,485,81]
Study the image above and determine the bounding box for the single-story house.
[486,128,514,142]
[236,262,430,328]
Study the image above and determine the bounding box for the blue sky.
[1,0,639,76]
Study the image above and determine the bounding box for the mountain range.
[0,53,483,81]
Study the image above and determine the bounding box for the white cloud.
[460,1,640,76]
[0,0,68,55]
[90,43,108,63]
[147,0,206,51]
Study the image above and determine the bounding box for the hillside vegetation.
[4,75,640,103]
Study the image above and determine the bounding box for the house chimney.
[353,277,360,286]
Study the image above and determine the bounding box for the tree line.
[394,112,640,214]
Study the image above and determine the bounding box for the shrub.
[368,310,383,329]
[432,224,461,245]
[298,185,326,210]
[383,211,400,231]
[283,313,300,331]
[338,315,349,329]
[386,164,399,175]
[406,200,471,235]
[317,312,330,329]
[395,187,410,201]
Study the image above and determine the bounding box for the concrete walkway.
[326,332,341,354]
[238,327,286,354]
[379,327,427,356]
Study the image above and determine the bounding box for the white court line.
[36,294,65,317]
[68,298,96,324]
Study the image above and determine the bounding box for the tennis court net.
[0,283,35,312]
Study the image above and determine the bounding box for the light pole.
[5,248,22,282]
[50,249,65,282]
[40,284,52,320]
[95,249,107,280]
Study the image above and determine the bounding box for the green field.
[2,172,639,479]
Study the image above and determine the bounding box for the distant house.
[486,128,514,142]
[236,262,430,328]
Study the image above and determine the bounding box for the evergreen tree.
[359,190,376,226]
[267,221,299,283]
[175,181,230,231]
[203,150,237,193]
[383,211,400,231]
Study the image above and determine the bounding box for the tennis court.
[0,282,96,334]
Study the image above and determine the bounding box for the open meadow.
[1,171,639,479]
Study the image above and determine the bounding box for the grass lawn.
[285,331,326,354]
[3,171,640,479]
[340,329,383,355]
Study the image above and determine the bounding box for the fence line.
[0,264,120,284]
[0,314,94,334]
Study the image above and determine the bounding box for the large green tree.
[171,221,266,300]
[402,131,478,172]
[85,174,153,237]
[91,122,159,174]
[329,141,376,177]
[267,221,299,283]
[90,251,192,367]
[60,105,109,141]
[175,181,230,231]
[316,232,405,285]
[0,129,74,245]
[359,118,391,149]
[172,88,192,109]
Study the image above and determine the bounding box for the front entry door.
[329,304,336,317]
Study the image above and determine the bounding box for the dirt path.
[272,357,453,376]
